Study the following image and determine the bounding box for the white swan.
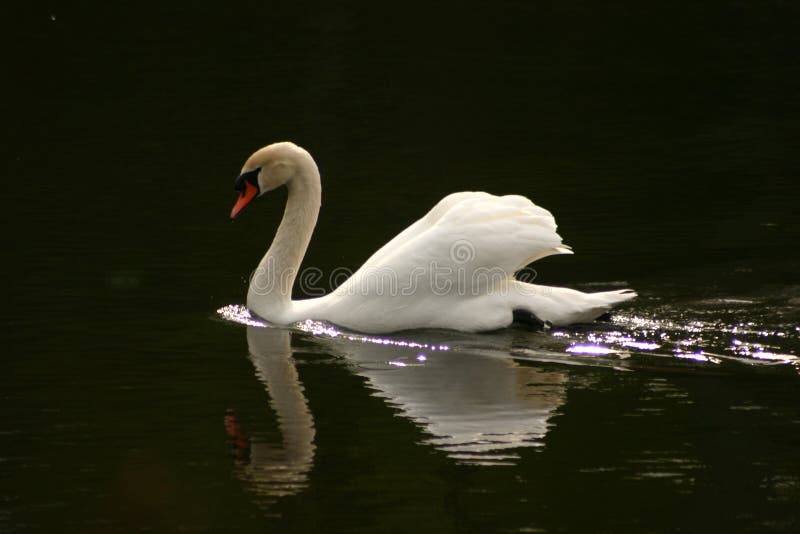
[230,141,636,333]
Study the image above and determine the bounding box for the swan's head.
[230,141,313,219]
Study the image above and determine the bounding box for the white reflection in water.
[220,305,567,468]
[342,342,566,465]
[229,326,316,501]
[217,292,800,499]
[566,344,617,355]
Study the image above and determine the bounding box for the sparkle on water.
[217,300,799,375]
[216,295,799,470]
[217,304,450,352]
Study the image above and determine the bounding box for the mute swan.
[230,141,635,333]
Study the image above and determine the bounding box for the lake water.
[4,2,800,532]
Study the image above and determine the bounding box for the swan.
[229,141,636,333]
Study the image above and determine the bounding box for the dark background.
[3,1,800,532]
[7,1,800,306]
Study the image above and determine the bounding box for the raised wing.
[357,191,572,278]
[316,192,576,331]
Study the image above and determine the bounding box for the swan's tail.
[511,282,637,327]
[590,288,638,310]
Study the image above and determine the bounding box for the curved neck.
[247,159,321,320]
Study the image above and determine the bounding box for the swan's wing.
[314,192,577,331]
[358,192,494,272]
[358,191,572,277]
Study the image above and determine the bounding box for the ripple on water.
[216,299,798,472]
[217,300,800,377]
[217,304,450,352]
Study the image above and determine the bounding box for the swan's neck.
[247,160,321,320]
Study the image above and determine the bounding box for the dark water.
[4,2,800,532]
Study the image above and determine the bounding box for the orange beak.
[230,180,259,219]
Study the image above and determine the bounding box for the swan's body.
[230,142,635,333]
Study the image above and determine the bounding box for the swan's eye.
[234,167,261,192]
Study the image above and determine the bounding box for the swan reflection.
[228,327,315,500]
[234,318,566,497]
[346,343,567,464]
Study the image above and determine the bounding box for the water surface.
[4,1,800,532]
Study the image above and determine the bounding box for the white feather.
[237,142,636,333]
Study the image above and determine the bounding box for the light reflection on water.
[603,301,800,373]
[524,296,798,374]
[219,304,567,471]
[203,283,800,532]
[218,300,799,375]
[217,294,799,497]
[218,305,451,352]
